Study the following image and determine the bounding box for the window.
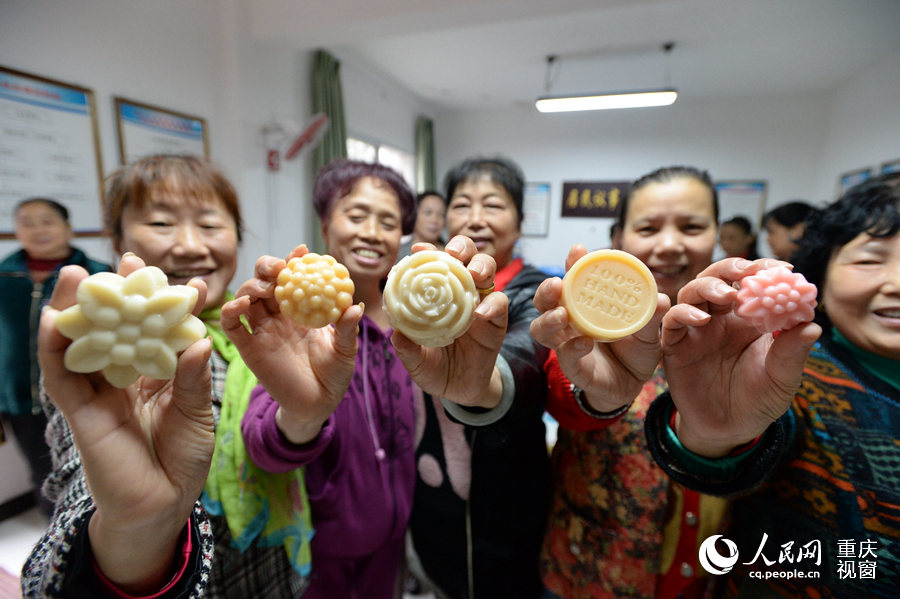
[347,136,416,190]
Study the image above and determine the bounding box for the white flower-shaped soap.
[55,266,207,388]
[275,253,355,328]
[735,266,817,333]
[383,250,479,348]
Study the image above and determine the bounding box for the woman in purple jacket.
[223,159,508,599]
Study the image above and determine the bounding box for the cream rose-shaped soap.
[275,253,355,328]
[383,250,479,347]
[735,266,817,332]
[54,266,207,388]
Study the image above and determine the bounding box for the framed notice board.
[114,97,209,164]
[0,65,104,237]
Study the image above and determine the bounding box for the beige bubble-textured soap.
[383,250,479,348]
[55,266,207,388]
[561,249,658,341]
[275,253,355,328]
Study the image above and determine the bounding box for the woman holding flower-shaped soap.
[231,159,505,599]
[23,155,312,599]
[402,156,554,599]
[644,173,900,597]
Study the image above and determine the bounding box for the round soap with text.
[275,253,355,328]
[561,249,658,341]
[383,250,479,348]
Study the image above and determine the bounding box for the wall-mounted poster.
[114,97,208,164]
[715,180,768,227]
[522,182,550,236]
[881,159,900,175]
[838,168,871,194]
[560,181,630,218]
[0,66,104,236]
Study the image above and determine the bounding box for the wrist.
[88,509,185,595]
[673,411,755,458]
[275,406,325,444]
[575,385,634,417]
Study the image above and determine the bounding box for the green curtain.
[311,49,347,251]
[415,115,436,192]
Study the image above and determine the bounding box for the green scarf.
[199,296,313,576]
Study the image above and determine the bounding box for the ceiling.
[248,0,900,111]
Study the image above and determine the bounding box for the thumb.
[171,337,214,421]
[332,304,363,361]
[766,321,821,393]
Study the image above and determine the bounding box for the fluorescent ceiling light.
[535,89,678,113]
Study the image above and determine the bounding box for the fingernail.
[735,258,751,270]
[717,283,734,295]
[689,307,708,320]
[469,260,485,276]
[475,301,490,317]
[122,251,136,258]
[446,239,464,254]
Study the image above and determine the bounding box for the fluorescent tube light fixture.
[537,42,677,113]
[535,89,677,112]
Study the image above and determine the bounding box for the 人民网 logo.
[699,535,740,575]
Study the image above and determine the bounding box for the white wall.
[434,91,830,270]
[341,57,437,156]
[816,48,900,201]
[0,428,32,504]
[0,0,320,281]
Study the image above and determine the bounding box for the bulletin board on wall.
[715,180,768,228]
[522,182,551,237]
[0,65,105,237]
[114,97,209,165]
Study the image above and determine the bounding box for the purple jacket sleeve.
[241,384,334,473]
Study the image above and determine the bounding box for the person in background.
[762,200,817,261]
[396,190,446,261]
[235,159,507,599]
[645,172,900,596]
[407,156,552,599]
[719,215,760,260]
[0,198,110,518]
[532,166,729,599]
[22,155,310,598]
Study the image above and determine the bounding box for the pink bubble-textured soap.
[561,249,658,341]
[383,250,479,348]
[735,266,817,332]
[275,253,355,328]
[55,266,207,388]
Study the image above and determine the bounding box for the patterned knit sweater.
[20,348,306,598]
[646,334,900,598]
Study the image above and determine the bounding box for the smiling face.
[620,177,718,303]
[822,231,900,360]
[322,176,402,288]
[413,194,446,244]
[15,201,73,260]
[116,190,239,309]
[445,176,520,269]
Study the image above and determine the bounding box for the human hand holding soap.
[55,266,206,387]
[383,250,479,347]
